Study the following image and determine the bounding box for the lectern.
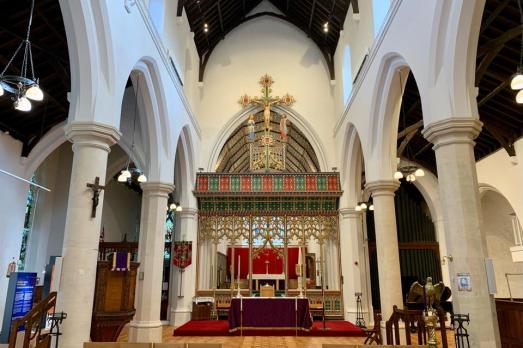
[90,260,139,342]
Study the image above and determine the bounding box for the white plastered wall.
[24,143,73,281]
[197,2,336,171]
[0,134,30,329]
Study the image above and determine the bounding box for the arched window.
[342,46,353,103]
[372,0,390,37]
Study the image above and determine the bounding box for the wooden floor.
[118,325,457,348]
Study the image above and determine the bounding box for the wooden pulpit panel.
[90,260,139,342]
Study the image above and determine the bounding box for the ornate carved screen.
[194,172,344,317]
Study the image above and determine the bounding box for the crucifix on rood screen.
[87,176,105,218]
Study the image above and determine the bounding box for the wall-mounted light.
[203,23,209,33]
[323,22,329,33]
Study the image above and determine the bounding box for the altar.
[228,297,312,332]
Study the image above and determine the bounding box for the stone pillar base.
[170,308,191,326]
[345,309,370,325]
[128,320,163,343]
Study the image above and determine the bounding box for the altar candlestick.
[236,255,241,297]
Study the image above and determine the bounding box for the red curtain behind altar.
[226,247,301,279]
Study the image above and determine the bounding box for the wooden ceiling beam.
[477,25,522,57]
[481,120,516,157]
[0,25,68,64]
[398,120,423,138]
[217,0,225,38]
[177,0,185,17]
[350,0,359,14]
[476,44,504,83]
[480,0,511,35]
[308,0,317,33]
[478,80,509,107]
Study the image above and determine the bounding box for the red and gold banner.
[172,241,192,269]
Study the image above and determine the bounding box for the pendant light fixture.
[117,76,147,184]
[355,200,374,212]
[0,0,44,112]
[512,0,523,102]
[393,72,425,182]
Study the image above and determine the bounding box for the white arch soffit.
[23,122,68,179]
[443,0,485,119]
[365,54,410,181]
[478,183,505,199]
[175,129,196,206]
[340,124,364,205]
[207,105,329,172]
[175,126,196,191]
[128,61,168,181]
[59,0,101,122]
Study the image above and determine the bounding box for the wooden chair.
[386,305,449,347]
[260,284,275,297]
[385,305,427,346]
[363,312,382,345]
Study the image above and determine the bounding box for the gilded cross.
[86,176,105,218]
[238,74,295,130]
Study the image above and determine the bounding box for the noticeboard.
[0,272,37,343]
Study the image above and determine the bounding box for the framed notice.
[457,272,472,291]
[0,272,37,343]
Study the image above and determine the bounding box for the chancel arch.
[478,186,523,300]
[196,75,344,319]
[208,105,329,173]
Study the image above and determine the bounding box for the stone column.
[129,182,174,343]
[365,181,403,323]
[423,118,501,347]
[56,122,121,348]
[171,207,198,326]
[339,207,370,323]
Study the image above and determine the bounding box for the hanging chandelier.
[117,76,147,184]
[394,163,425,182]
[511,0,523,103]
[355,201,374,212]
[0,0,44,112]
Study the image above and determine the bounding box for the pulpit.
[90,260,139,342]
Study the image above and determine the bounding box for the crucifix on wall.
[86,177,105,218]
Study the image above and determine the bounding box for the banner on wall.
[173,241,192,269]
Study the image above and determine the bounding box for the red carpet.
[172,320,365,337]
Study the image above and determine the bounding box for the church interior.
[0,0,523,347]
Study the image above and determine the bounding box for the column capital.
[65,121,121,152]
[365,180,399,197]
[339,207,362,218]
[178,207,198,219]
[422,118,482,151]
[140,182,175,195]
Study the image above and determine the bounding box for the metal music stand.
[354,292,366,328]
[452,313,470,348]
[47,311,67,348]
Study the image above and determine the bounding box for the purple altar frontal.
[228,297,313,332]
